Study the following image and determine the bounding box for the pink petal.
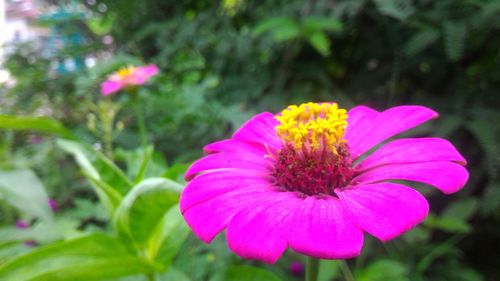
[131,64,159,85]
[337,182,429,241]
[203,139,271,156]
[226,192,301,264]
[345,106,438,159]
[182,190,279,243]
[289,196,364,259]
[233,113,282,150]
[100,80,122,96]
[184,151,273,181]
[345,106,379,137]
[180,170,274,213]
[356,138,467,171]
[353,161,469,194]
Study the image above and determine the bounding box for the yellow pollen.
[275,102,348,152]
[115,66,137,78]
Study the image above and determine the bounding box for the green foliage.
[0,169,53,221]
[1,0,499,280]
[0,234,159,281]
[210,266,282,281]
[0,115,75,139]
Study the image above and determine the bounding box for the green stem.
[133,96,148,148]
[339,260,355,281]
[306,257,320,281]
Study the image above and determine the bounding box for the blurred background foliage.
[0,0,499,280]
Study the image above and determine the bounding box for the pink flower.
[289,261,304,276]
[15,220,29,229]
[100,64,159,96]
[180,103,468,264]
[48,198,59,212]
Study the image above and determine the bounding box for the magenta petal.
[356,138,467,171]
[184,151,272,181]
[346,106,438,159]
[131,64,159,85]
[345,106,380,136]
[203,139,271,156]
[354,161,468,194]
[289,196,364,259]
[100,80,122,96]
[183,190,279,243]
[226,192,300,264]
[180,170,274,213]
[233,113,282,149]
[337,182,429,241]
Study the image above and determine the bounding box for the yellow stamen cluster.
[115,66,137,78]
[275,102,348,152]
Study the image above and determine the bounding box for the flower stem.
[133,96,148,149]
[306,257,320,281]
[339,260,355,281]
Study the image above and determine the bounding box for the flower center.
[273,102,353,195]
[115,66,137,79]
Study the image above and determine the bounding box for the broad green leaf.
[85,175,123,215]
[162,163,190,183]
[357,259,408,281]
[57,139,133,194]
[0,115,75,139]
[210,266,282,281]
[113,178,183,259]
[0,220,63,244]
[424,213,470,233]
[158,266,191,281]
[254,17,295,35]
[0,233,159,281]
[0,169,53,221]
[308,31,331,56]
[302,17,342,32]
[253,17,300,42]
[442,199,478,221]
[153,204,190,267]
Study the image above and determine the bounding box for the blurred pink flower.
[15,220,29,229]
[48,198,59,212]
[289,261,304,276]
[100,64,159,96]
[15,220,36,246]
[180,102,469,264]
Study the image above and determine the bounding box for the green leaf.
[0,233,158,281]
[443,21,467,62]
[403,29,440,56]
[302,17,342,32]
[357,259,408,281]
[0,169,53,221]
[373,0,415,21]
[442,199,478,221]
[0,115,75,139]
[113,178,183,263]
[318,260,341,281]
[87,14,116,36]
[210,266,282,281]
[57,139,133,195]
[153,204,190,267]
[308,31,331,56]
[253,17,300,42]
[424,214,471,233]
[85,175,123,214]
